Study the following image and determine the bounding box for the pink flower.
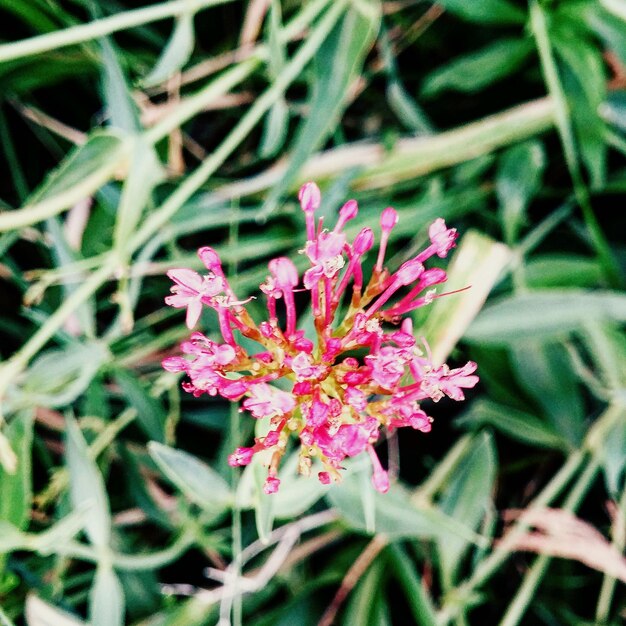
[164,182,477,494]
[242,383,297,419]
[165,268,224,328]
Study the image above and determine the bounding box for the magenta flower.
[164,182,477,494]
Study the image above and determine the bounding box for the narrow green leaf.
[89,565,125,626]
[259,98,289,159]
[525,254,602,289]
[114,371,165,443]
[65,415,111,547]
[496,140,545,244]
[142,12,195,87]
[327,474,486,544]
[100,37,140,133]
[437,432,496,586]
[436,0,526,24]
[342,560,385,626]
[510,342,585,446]
[16,342,108,410]
[467,290,626,345]
[113,138,163,250]
[147,442,232,513]
[387,544,437,626]
[422,38,532,98]
[599,411,626,496]
[387,80,432,134]
[457,399,565,449]
[0,410,33,530]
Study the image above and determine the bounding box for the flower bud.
[339,199,358,221]
[268,257,299,288]
[380,207,399,232]
[298,182,321,213]
[353,227,374,255]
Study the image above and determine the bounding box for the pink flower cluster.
[163,183,478,494]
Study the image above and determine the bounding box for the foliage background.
[0,0,625,624]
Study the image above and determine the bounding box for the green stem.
[498,459,600,626]
[0,0,236,63]
[595,483,626,623]
[56,531,194,570]
[529,0,621,287]
[129,0,348,253]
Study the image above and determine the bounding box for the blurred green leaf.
[327,474,486,544]
[386,544,437,626]
[89,564,125,626]
[259,0,381,218]
[65,414,111,548]
[510,342,585,446]
[551,23,607,187]
[0,410,33,530]
[16,342,108,410]
[114,371,165,442]
[341,559,386,626]
[387,80,432,134]
[436,0,526,24]
[259,97,289,159]
[148,442,233,513]
[525,254,602,289]
[467,290,626,345]
[496,140,545,244]
[437,431,496,586]
[142,12,195,87]
[599,412,626,496]
[271,453,329,519]
[457,399,565,449]
[100,36,140,133]
[422,38,533,98]
[113,138,163,250]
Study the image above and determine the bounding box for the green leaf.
[525,254,602,289]
[342,559,386,626]
[147,442,232,513]
[65,415,111,548]
[89,565,125,626]
[327,474,486,545]
[0,410,33,530]
[457,399,565,449]
[599,411,626,495]
[387,80,432,134]
[422,38,533,98]
[100,37,140,133]
[552,25,607,187]
[436,432,496,586]
[510,342,585,446]
[436,0,526,24]
[258,1,381,218]
[259,98,290,159]
[142,12,195,87]
[17,342,108,410]
[496,140,545,244]
[271,453,330,519]
[466,290,626,345]
[386,544,437,626]
[114,371,165,443]
[112,138,163,250]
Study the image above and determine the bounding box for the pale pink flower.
[242,383,297,419]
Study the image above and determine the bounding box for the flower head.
[164,182,477,493]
